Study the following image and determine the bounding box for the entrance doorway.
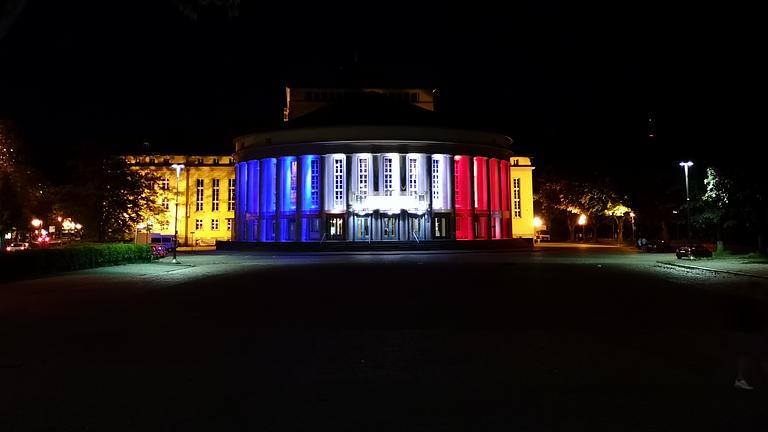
[381,215,398,240]
[327,216,345,240]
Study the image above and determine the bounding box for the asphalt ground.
[1,246,767,431]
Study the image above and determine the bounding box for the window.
[431,159,440,201]
[226,218,232,231]
[358,158,368,197]
[161,197,169,210]
[211,219,219,230]
[408,157,418,197]
[160,220,169,231]
[161,177,170,190]
[196,179,204,211]
[334,158,344,206]
[163,158,170,164]
[310,159,320,207]
[149,158,155,164]
[383,157,393,196]
[290,160,297,206]
[513,178,521,218]
[213,158,219,165]
[228,178,236,211]
[212,178,220,212]
[454,162,461,206]
[433,215,448,239]
[197,158,203,165]
[195,219,203,230]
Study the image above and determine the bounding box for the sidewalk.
[657,255,768,279]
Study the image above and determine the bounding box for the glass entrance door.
[356,216,371,241]
[327,216,345,240]
[381,216,398,240]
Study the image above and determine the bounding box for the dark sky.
[0,0,758,188]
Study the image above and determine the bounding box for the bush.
[0,244,152,281]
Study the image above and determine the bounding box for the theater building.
[233,87,534,243]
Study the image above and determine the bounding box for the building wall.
[509,156,535,239]
[235,151,535,242]
[127,155,236,246]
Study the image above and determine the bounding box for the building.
[126,154,236,246]
[232,87,535,243]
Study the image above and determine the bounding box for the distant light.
[31,218,42,228]
[578,214,587,225]
[533,216,543,228]
[672,210,678,214]
[648,134,654,138]
[679,161,693,167]
[630,212,635,218]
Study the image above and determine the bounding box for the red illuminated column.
[500,160,511,238]
[473,157,489,239]
[489,158,501,239]
[453,156,473,240]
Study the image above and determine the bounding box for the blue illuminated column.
[277,156,297,241]
[300,155,321,241]
[235,162,246,241]
[259,158,276,241]
[246,160,259,241]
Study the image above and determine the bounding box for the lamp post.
[533,216,542,244]
[679,161,693,243]
[171,163,185,263]
[578,214,587,242]
[629,212,636,243]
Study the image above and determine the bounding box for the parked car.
[5,242,29,252]
[644,239,675,252]
[676,244,713,259]
[150,244,168,259]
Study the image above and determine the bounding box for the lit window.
[408,157,418,197]
[212,179,220,212]
[358,157,368,197]
[228,178,235,211]
[226,218,232,231]
[311,159,320,207]
[513,178,521,218]
[161,178,169,190]
[334,158,344,206]
[162,197,169,210]
[211,219,219,230]
[195,219,203,230]
[290,160,297,206]
[431,158,440,201]
[383,157,393,196]
[196,179,204,211]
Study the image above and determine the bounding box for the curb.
[656,261,768,279]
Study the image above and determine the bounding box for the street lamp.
[170,163,185,263]
[533,216,542,244]
[679,161,693,243]
[629,212,636,243]
[578,214,587,242]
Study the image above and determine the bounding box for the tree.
[538,179,584,241]
[55,157,164,242]
[605,203,633,245]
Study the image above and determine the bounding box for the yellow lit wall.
[510,156,535,238]
[127,155,235,246]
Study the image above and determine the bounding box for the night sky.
[0,0,757,190]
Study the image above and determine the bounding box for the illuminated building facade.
[127,155,236,246]
[234,126,535,243]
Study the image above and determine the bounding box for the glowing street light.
[578,214,587,242]
[170,163,184,264]
[533,216,543,243]
[31,218,42,228]
[679,161,693,243]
